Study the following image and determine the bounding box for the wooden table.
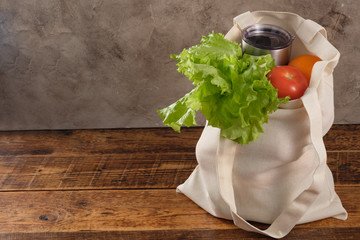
[0,125,358,239]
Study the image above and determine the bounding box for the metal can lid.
[242,24,295,50]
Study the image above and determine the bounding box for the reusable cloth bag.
[177,11,348,239]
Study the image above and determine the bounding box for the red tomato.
[267,66,309,100]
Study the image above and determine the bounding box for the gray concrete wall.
[0,0,358,130]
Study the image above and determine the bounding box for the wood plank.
[0,186,358,238]
[0,128,201,157]
[0,125,357,159]
[0,127,358,191]
[327,151,360,185]
[0,189,236,233]
[0,154,197,190]
[323,124,360,151]
[0,151,358,191]
[0,228,359,240]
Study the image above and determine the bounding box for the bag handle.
[216,88,326,238]
[296,19,327,43]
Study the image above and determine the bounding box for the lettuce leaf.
[157,32,288,145]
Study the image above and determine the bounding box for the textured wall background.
[0,0,358,130]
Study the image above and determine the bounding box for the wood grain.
[324,124,360,151]
[0,126,358,191]
[0,128,201,157]
[0,124,357,158]
[0,152,358,190]
[0,187,358,234]
[0,154,197,190]
[0,228,359,240]
[0,125,358,239]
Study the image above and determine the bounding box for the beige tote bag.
[177,11,347,239]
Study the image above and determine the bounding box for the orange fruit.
[288,55,322,84]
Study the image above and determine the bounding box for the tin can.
[242,24,295,65]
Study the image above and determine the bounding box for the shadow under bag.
[177,11,348,239]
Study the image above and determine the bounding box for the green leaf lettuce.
[157,32,288,145]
